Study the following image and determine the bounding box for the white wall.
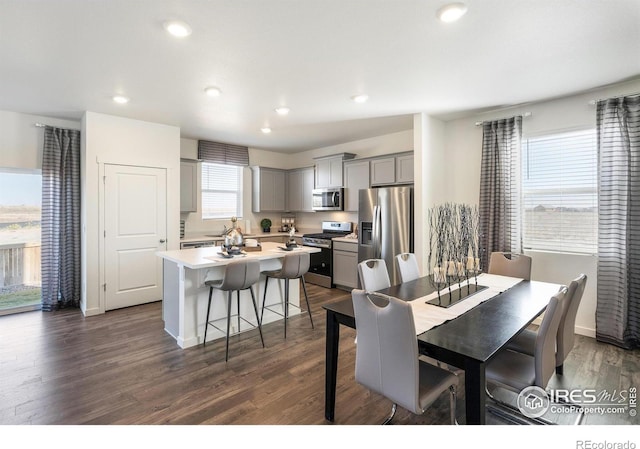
[180,130,414,235]
[0,110,80,169]
[441,78,640,337]
[83,112,180,316]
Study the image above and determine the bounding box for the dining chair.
[351,289,458,424]
[358,259,391,291]
[395,253,420,283]
[485,286,573,424]
[261,251,314,338]
[506,274,587,375]
[203,259,265,362]
[487,252,532,280]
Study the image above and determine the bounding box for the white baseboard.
[529,317,595,339]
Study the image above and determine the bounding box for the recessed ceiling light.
[436,3,468,23]
[275,107,290,116]
[163,20,192,38]
[112,95,129,104]
[351,94,369,104]
[261,127,272,134]
[204,86,222,97]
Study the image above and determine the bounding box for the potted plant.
[260,218,272,233]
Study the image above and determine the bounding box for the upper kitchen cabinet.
[251,166,286,212]
[395,153,414,184]
[370,152,414,186]
[180,159,198,212]
[314,153,355,188]
[287,167,314,212]
[343,159,370,212]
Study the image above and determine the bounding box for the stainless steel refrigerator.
[358,186,414,286]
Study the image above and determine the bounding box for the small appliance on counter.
[280,214,296,232]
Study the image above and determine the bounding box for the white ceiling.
[1,0,639,153]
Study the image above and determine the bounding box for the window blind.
[521,129,597,254]
[198,140,249,166]
[201,163,243,219]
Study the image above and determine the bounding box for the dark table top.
[323,276,562,365]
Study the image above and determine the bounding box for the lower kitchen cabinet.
[332,240,358,289]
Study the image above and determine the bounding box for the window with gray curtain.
[596,94,640,349]
[478,116,523,271]
[41,126,81,311]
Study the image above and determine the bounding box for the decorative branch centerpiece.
[427,203,485,307]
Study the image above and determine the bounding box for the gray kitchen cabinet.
[332,240,358,289]
[180,160,198,212]
[395,153,414,184]
[314,153,355,188]
[370,157,396,186]
[287,167,314,212]
[251,166,286,212]
[343,159,370,212]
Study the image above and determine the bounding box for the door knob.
[160,239,166,243]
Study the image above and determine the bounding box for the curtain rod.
[475,112,531,127]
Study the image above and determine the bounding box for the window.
[201,162,243,219]
[521,129,597,254]
[0,168,42,314]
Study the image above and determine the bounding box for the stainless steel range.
[303,221,352,288]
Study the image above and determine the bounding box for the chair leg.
[203,287,213,346]
[300,275,314,329]
[381,403,397,425]
[237,290,241,333]
[225,291,232,362]
[449,385,458,425]
[284,279,289,338]
[261,276,270,323]
[249,286,265,348]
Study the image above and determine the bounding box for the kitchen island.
[157,241,320,349]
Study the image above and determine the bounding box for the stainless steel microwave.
[312,188,344,211]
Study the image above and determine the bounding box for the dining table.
[323,274,563,424]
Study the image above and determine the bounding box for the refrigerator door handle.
[373,205,382,259]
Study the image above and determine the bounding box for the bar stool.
[261,252,314,338]
[203,259,264,362]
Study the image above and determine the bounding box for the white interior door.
[104,164,167,310]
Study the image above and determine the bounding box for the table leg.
[325,309,340,421]
[464,359,486,424]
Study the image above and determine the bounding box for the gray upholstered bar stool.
[203,259,264,362]
[261,252,314,338]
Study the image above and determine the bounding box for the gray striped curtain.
[596,95,640,348]
[41,126,81,311]
[478,116,523,271]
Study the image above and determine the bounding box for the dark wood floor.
[1,283,638,427]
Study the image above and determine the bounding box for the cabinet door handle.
[160,239,166,243]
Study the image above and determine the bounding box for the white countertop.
[158,241,320,269]
[332,236,358,243]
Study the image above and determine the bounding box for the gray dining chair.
[506,273,587,375]
[485,286,572,423]
[487,252,532,280]
[261,251,313,338]
[203,259,264,362]
[395,253,420,283]
[358,259,391,291]
[351,289,458,424]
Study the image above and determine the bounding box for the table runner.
[410,273,522,335]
